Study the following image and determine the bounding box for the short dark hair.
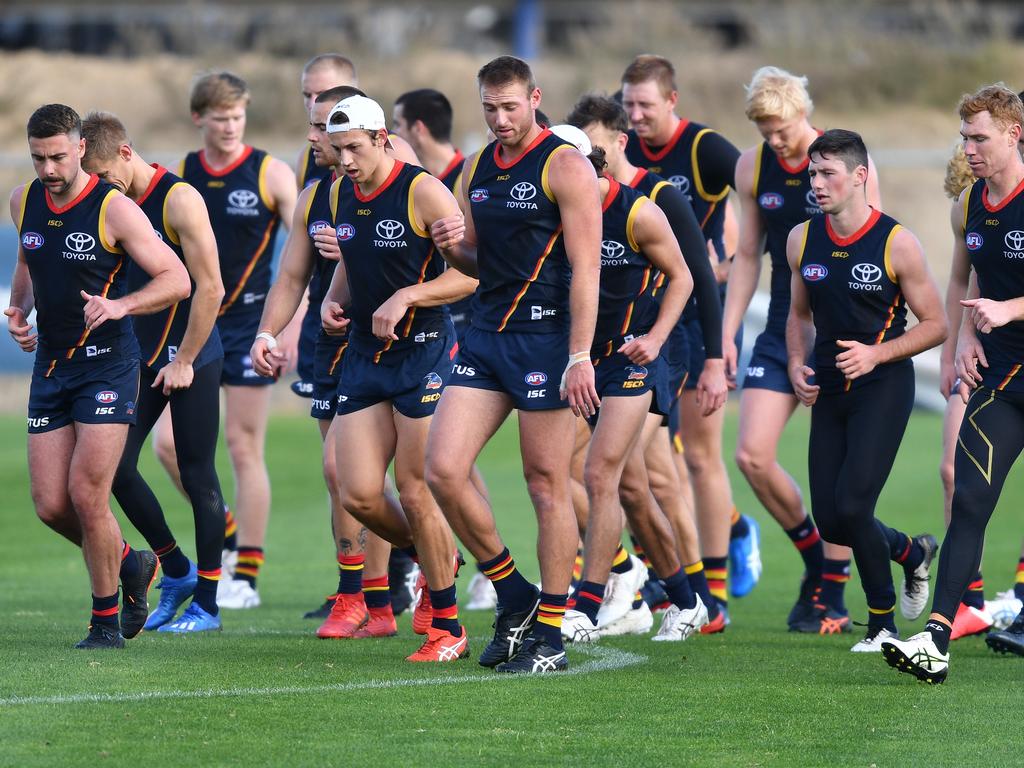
[808,128,868,173]
[302,53,357,83]
[315,85,366,106]
[622,55,677,98]
[395,88,453,143]
[567,94,629,134]
[27,103,81,140]
[477,55,536,93]
[535,108,550,128]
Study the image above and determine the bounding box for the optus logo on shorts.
[758,192,783,210]
[965,232,983,251]
[469,189,489,203]
[802,263,828,281]
[21,232,44,249]
[336,223,356,242]
[95,390,118,404]
[525,371,547,386]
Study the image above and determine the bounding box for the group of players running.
[8,49,1024,682]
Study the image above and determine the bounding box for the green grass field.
[1,404,1022,767]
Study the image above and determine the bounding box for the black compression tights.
[111,359,225,575]
[807,366,915,621]
[932,386,1024,621]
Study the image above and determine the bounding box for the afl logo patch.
[307,220,331,237]
[802,264,828,281]
[424,372,443,390]
[965,232,983,251]
[758,192,784,210]
[21,232,43,249]
[336,223,356,242]
[626,365,648,380]
[525,371,547,386]
[95,390,118,404]
[470,189,489,203]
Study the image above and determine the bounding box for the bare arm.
[550,147,602,416]
[785,222,818,406]
[834,228,947,379]
[87,193,190,329]
[430,152,478,277]
[320,248,352,338]
[722,148,767,382]
[940,194,972,397]
[388,134,421,166]
[5,187,37,350]
[151,183,224,393]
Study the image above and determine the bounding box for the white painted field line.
[0,644,647,708]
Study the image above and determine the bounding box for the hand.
[152,358,194,394]
[708,239,730,284]
[789,364,819,406]
[80,290,126,331]
[560,359,601,418]
[954,331,988,391]
[617,334,662,366]
[321,301,350,337]
[722,335,738,390]
[372,290,410,341]
[961,297,1017,334]
[313,227,341,262]
[249,335,283,378]
[430,214,465,251]
[275,321,300,377]
[835,339,881,380]
[939,357,958,400]
[696,358,728,416]
[5,307,37,352]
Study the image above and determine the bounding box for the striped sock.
[338,554,365,596]
[153,540,189,579]
[704,556,728,608]
[885,526,924,572]
[962,571,985,610]
[118,541,139,581]
[660,568,697,610]
[573,581,605,623]
[729,507,750,540]
[866,583,898,631]
[630,536,653,569]
[235,547,264,588]
[533,592,568,649]
[363,575,390,609]
[785,517,824,578]
[479,548,535,609]
[1015,558,1024,601]
[819,558,850,612]
[429,585,461,635]
[571,549,584,583]
[195,567,221,615]
[684,561,720,619]
[610,545,632,574]
[223,507,237,552]
[91,592,119,629]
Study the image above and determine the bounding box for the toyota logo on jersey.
[376,219,406,240]
[1005,230,1024,251]
[228,189,259,209]
[65,232,95,252]
[510,182,537,201]
[851,263,882,283]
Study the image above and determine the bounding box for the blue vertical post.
[514,0,540,60]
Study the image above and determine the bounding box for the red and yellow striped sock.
[235,547,264,588]
[534,592,568,648]
[571,549,584,583]
[1015,559,1024,601]
[223,508,238,551]
[429,584,461,635]
[704,556,728,607]
[610,544,632,574]
[195,566,221,614]
[479,547,535,608]
[363,575,390,609]
[963,571,985,610]
[338,554,364,596]
[153,539,189,579]
[91,592,119,629]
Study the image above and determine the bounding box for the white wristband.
[255,331,278,351]
[559,351,591,393]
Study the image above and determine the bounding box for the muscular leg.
[28,425,81,545]
[570,417,592,536]
[223,385,272,550]
[645,421,699,565]
[940,394,967,526]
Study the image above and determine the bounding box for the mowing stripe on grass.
[0,644,647,708]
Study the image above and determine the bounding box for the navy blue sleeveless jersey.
[17,175,138,371]
[753,142,823,335]
[593,179,657,354]
[464,130,575,333]
[626,121,735,262]
[330,161,449,358]
[180,146,281,319]
[437,151,466,192]
[435,151,471,327]
[797,209,908,394]
[298,145,332,190]
[962,177,1024,392]
[628,167,692,314]
[129,165,221,371]
[303,173,339,314]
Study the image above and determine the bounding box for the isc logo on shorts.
[965,232,983,251]
[420,393,441,403]
[622,380,645,389]
[802,264,828,281]
[525,371,547,386]
[95,390,118,404]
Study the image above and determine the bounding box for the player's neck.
[827,196,873,238]
[647,114,681,147]
[607,158,635,185]
[499,124,544,162]
[787,123,820,164]
[126,157,155,201]
[49,168,92,207]
[203,143,246,169]
[356,154,397,196]
[984,159,1024,205]
[418,140,457,178]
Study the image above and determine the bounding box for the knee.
[153,430,177,469]
[225,427,263,466]
[683,442,717,475]
[32,492,70,530]
[617,481,648,515]
[735,444,770,480]
[322,446,339,494]
[68,481,107,523]
[424,455,462,501]
[396,480,436,521]
[583,461,619,501]
[524,471,561,515]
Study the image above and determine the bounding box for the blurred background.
[2,0,1023,398]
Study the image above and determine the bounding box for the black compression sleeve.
[694,131,741,197]
[653,185,723,358]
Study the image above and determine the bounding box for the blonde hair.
[302,54,357,83]
[189,71,250,116]
[81,111,130,163]
[744,66,813,122]
[943,143,975,199]
[957,83,1024,131]
[622,55,677,99]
